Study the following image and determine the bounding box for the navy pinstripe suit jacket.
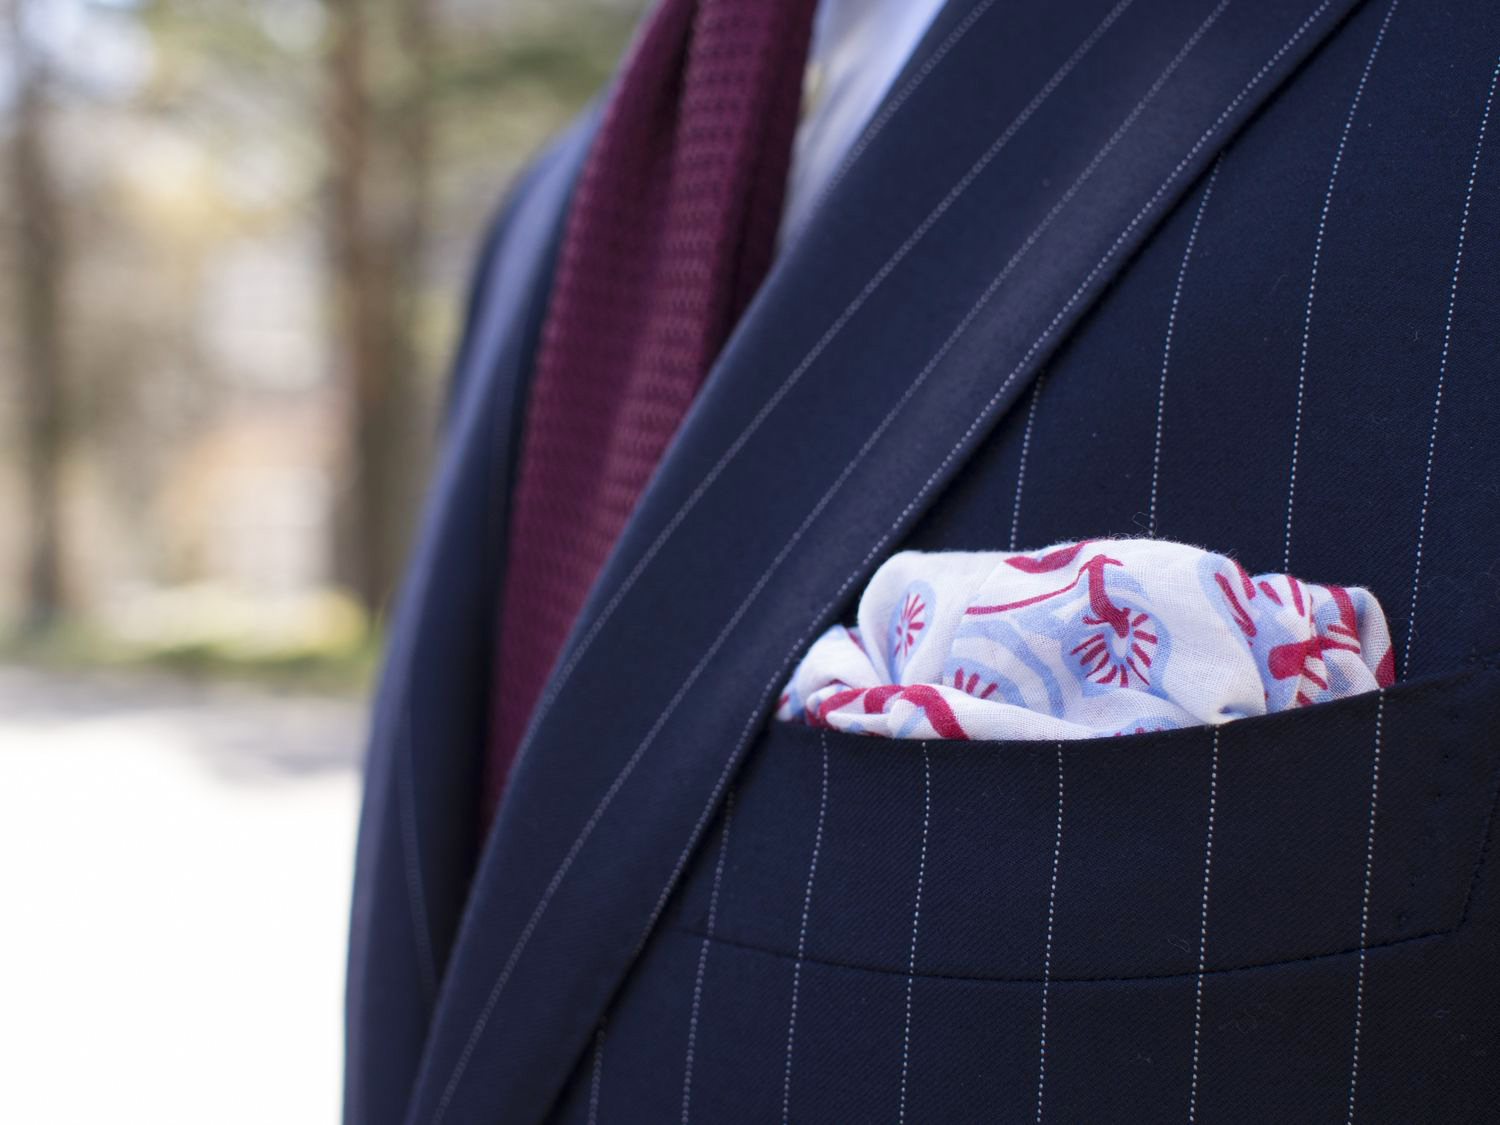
[346,1,1500,1121]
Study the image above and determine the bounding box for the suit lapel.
[344,111,598,1125]
[406,0,1370,1120]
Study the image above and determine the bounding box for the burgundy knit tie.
[484,0,821,821]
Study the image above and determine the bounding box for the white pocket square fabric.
[777,539,1395,741]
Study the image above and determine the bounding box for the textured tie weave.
[485,0,821,821]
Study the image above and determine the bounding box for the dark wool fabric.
[487,0,821,821]
[346,1,1500,1122]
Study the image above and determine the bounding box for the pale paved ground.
[0,663,366,1125]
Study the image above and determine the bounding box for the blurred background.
[0,0,642,1120]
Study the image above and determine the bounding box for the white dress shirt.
[778,0,951,247]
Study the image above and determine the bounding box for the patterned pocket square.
[777,539,1395,740]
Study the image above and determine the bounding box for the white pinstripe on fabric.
[780,736,830,1124]
[1404,56,1500,678]
[1282,0,1400,572]
[811,0,1010,215]
[680,790,737,1125]
[1187,727,1221,1124]
[1344,689,1385,1123]
[587,1024,605,1125]
[1034,745,1066,1125]
[897,745,932,1125]
[1150,156,1223,539]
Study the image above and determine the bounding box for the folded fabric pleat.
[777,539,1395,741]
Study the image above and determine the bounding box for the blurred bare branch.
[324,0,434,614]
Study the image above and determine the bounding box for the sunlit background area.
[0,1,641,1120]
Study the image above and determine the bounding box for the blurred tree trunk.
[325,0,435,617]
[7,0,69,635]
[395,0,434,299]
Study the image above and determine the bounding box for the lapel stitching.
[422,0,1361,1117]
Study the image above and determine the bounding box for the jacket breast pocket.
[672,662,1500,989]
[599,665,1500,1124]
